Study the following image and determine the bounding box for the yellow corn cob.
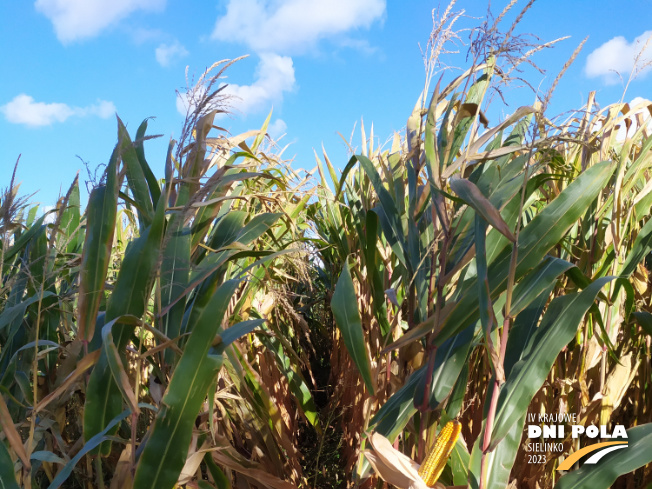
[418,420,461,487]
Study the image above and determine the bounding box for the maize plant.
[0,59,318,489]
[2,2,652,488]
[308,3,652,488]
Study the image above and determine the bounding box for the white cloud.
[176,54,295,117]
[224,54,295,114]
[585,30,652,84]
[130,26,165,44]
[34,0,166,44]
[207,0,384,125]
[211,0,385,54]
[267,118,287,139]
[155,41,189,67]
[1,94,116,127]
[334,37,379,55]
[87,100,116,118]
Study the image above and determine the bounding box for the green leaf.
[222,344,287,467]
[28,223,47,290]
[207,211,248,250]
[133,281,256,489]
[475,214,494,364]
[191,184,245,254]
[48,408,135,489]
[253,108,273,152]
[0,440,20,489]
[451,178,516,242]
[446,362,469,419]
[365,211,391,336]
[31,451,66,464]
[369,371,420,441]
[633,311,652,337]
[620,215,652,277]
[160,213,190,364]
[331,259,374,395]
[504,284,555,378]
[186,213,282,296]
[510,256,574,317]
[258,330,320,429]
[450,437,470,486]
[134,118,162,207]
[77,143,119,341]
[217,319,265,350]
[2,214,47,265]
[359,370,422,479]
[84,195,166,452]
[340,155,408,268]
[490,276,613,448]
[468,415,526,489]
[101,316,142,413]
[0,291,55,334]
[204,453,232,489]
[554,423,652,489]
[237,212,282,245]
[118,116,154,228]
[414,324,475,409]
[58,176,81,255]
[438,160,615,346]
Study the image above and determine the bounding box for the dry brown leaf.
[604,352,640,411]
[0,393,30,470]
[109,446,133,489]
[211,449,299,489]
[178,434,204,485]
[36,350,100,413]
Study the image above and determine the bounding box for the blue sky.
[1,0,651,207]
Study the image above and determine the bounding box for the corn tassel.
[418,420,461,487]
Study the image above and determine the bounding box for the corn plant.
[2,4,652,488]
[0,59,318,489]
[308,3,652,488]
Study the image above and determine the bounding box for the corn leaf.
[48,406,155,489]
[438,160,615,345]
[77,144,119,342]
[118,116,154,228]
[451,178,516,242]
[468,415,525,489]
[84,195,165,452]
[0,440,20,489]
[258,330,320,429]
[0,291,55,334]
[2,214,47,265]
[133,281,259,489]
[413,324,475,409]
[331,259,374,395]
[620,215,652,277]
[134,118,162,206]
[554,423,652,489]
[490,276,613,448]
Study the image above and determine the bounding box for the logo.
[555,441,628,471]
[524,412,628,470]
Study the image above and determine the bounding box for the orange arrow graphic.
[557,441,628,471]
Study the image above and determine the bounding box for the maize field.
[1,2,652,488]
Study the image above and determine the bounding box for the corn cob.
[418,420,461,487]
